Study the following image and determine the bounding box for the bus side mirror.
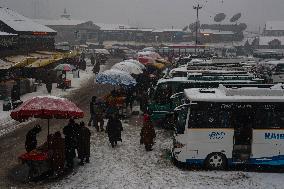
[174,104,190,112]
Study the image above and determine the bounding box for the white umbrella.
[124,59,146,70]
[112,62,143,75]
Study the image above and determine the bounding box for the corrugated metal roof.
[0,7,56,33]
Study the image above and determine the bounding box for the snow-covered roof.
[95,23,131,31]
[170,67,247,75]
[34,18,88,26]
[0,31,17,36]
[158,76,258,85]
[200,29,234,35]
[158,77,189,84]
[153,29,183,33]
[0,7,56,33]
[265,21,284,31]
[260,60,284,66]
[184,84,284,102]
[258,36,284,46]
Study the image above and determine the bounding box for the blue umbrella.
[96,69,137,86]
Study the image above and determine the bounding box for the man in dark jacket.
[25,125,42,152]
[92,55,101,74]
[45,72,52,94]
[89,96,105,132]
[106,114,123,148]
[77,122,91,165]
[63,119,79,169]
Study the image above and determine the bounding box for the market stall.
[10,96,84,180]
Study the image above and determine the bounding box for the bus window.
[275,64,284,73]
[269,111,284,129]
[254,109,284,129]
[188,107,232,128]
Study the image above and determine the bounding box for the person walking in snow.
[93,54,101,74]
[45,72,53,94]
[63,119,79,169]
[140,114,156,151]
[106,114,123,148]
[89,96,105,132]
[77,122,91,165]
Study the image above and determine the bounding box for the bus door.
[148,83,174,123]
[232,109,253,163]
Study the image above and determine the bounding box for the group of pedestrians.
[63,119,91,169]
[89,95,123,148]
[89,95,156,151]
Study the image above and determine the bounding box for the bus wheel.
[205,153,227,170]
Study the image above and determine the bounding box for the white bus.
[172,84,284,169]
[262,60,284,83]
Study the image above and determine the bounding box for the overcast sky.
[1,0,284,31]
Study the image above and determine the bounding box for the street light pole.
[193,4,202,54]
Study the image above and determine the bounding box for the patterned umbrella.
[54,64,76,71]
[96,69,137,86]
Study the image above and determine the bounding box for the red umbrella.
[11,96,84,136]
[54,64,76,72]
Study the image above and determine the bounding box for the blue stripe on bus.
[250,155,284,166]
[186,158,233,166]
[186,159,204,165]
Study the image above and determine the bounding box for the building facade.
[0,7,56,55]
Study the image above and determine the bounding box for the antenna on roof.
[33,0,40,19]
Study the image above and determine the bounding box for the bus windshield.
[275,64,284,72]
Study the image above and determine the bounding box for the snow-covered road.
[50,115,284,189]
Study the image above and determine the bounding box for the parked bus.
[148,75,264,127]
[259,60,284,83]
[172,84,284,169]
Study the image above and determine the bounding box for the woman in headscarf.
[140,114,156,151]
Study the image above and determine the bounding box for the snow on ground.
[0,62,100,137]
[50,115,284,189]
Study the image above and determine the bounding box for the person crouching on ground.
[25,125,42,152]
[106,114,123,148]
[140,114,156,151]
[77,122,91,165]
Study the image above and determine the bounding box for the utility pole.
[193,4,202,54]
